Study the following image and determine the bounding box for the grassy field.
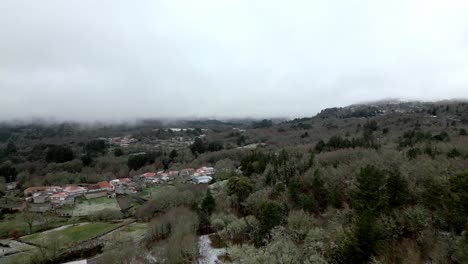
[73,196,120,217]
[140,185,176,199]
[0,239,36,264]
[21,222,117,248]
[0,251,32,264]
[101,222,148,248]
[2,222,121,264]
[0,214,68,238]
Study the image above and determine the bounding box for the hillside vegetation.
[0,100,467,263]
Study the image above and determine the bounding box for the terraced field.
[73,197,121,217]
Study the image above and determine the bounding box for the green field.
[101,222,148,248]
[0,214,68,238]
[73,196,121,217]
[3,222,123,264]
[140,185,176,199]
[21,222,117,248]
[0,251,32,264]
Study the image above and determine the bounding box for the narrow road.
[198,234,226,264]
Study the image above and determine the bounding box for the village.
[15,166,215,216]
[0,165,219,263]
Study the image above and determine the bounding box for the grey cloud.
[1,0,468,122]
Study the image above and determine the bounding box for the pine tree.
[201,190,216,215]
[344,213,382,264]
[386,170,409,208]
[311,169,327,210]
[352,165,386,214]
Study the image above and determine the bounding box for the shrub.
[227,176,253,204]
[242,188,271,214]
[286,210,315,243]
[210,213,238,232]
[221,218,248,244]
[136,188,196,221]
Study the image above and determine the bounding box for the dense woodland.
[1,100,468,263]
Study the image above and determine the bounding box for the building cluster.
[23,182,113,213]
[97,135,137,147]
[138,166,215,185]
[20,166,216,213]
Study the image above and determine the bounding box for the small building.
[180,168,195,178]
[86,184,101,192]
[168,170,179,177]
[110,178,131,187]
[6,181,18,191]
[32,192,49,204]
[63,186,87,197]
[140,172,158,183]
[140,172,160,184]
[50,192,74,205]
[196,167,215,176]
[157,172,170,182]
[24,186,62,196]
[191,176,213,184]
[97,181,113,191]
[115,186,137,194]
[84,192,107,199]
[87,181,113,193]
[141,172,156,178]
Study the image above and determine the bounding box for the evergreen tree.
[45,145,74,163]
[352,165,386,214]
[227,176,253,204]
[340,213,382,264]
[459,128,467,136]
[386,170,409,208]
[447,148,461,158]
[190,137,206,154]
[84,139,108,155]
[81,155,93,167]
[308,152,315,168]
[447,171,468,233]
[257,201,284,235]
[113,148,124,157]
[201,190,216,215]
[0,162,17,183]
[169,149,178,160]
[311,169,327,210]
[5,141,17,155]
[300,194,318,213]
[314,140,326,153]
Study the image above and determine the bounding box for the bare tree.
[21,206,37,235]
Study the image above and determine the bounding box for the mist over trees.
[0,100,467,263]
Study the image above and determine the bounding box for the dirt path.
[198,234,226,264]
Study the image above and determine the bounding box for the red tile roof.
[98,181,112,189]
[64,186,86,193]
[24,186,61,193]
[143,172,156,177]
[87,184,100,190]
[51,192,66,198]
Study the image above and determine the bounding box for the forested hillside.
[0,100,467,263]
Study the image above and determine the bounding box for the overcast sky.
[1,0,468,122]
